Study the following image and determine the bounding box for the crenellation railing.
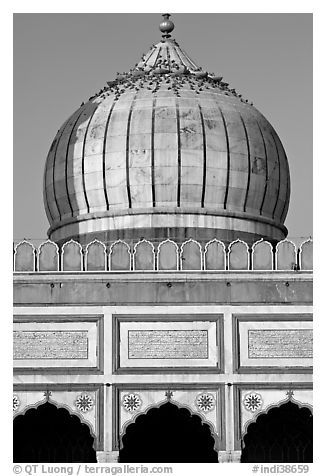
[13,237,313,273]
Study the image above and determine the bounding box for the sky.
[13,13,312,243]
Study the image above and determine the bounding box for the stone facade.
[13,237,313,462]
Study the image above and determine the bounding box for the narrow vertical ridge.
[50,117,71,222]
[177,45,199,70]
[126,95,137,208]
[151,98,157,207]
[280,155,291,223]
[152,47,162,67]
[256,121,269,215]
[64,106,87,218]
[270,131,281,220]
[239,114,251,213]
[102,101,116,210]
[143,47,157,65]
[198,104,207,208]
[82,103,101,214]
[166,45,171,68]
[176,97,181,207]
[173,46,185,68]
[218,107,230,209]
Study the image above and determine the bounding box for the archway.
[119,401,218,463]
[241,401,313,463]
[13,402,97,462]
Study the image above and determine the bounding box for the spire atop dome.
[159,13,175,38]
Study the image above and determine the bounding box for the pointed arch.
[204,239,226,270]
[133,239,155,271]
[241,400,313,463]
[119,400,218,463]
[252,239,273,270]
[275,239,297,270]
[14,240,36,272]
[109,240,132,271]
[298,238,313,271]
[13,401,97,462]
[228,239,250,270]
[180,238,202,270]
[61,239,83,271]
[85,239,107,271]
[37,240,59,271]
[157,239,179,270]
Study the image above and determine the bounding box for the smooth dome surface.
[44,23,290,245]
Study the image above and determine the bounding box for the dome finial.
[160,13,175,38]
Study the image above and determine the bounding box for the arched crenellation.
[228,239,250,271]
[61,239,83,271]
[132,238,155,271]
[275,239,297,271]
[37,240,60,271]
[13,237,313,272]
[251,238,273,270]
[108,240,132,271]
[180,238,202,270]
[157,239,179,270]
[14,240,36,272]
[204,239,226,270]
[85,239,107,271]
[298,238,313,271]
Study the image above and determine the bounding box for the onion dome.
[43,14,290,245]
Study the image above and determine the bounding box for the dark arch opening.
[119,401,218,463]
[241,401,313,463]
[13,402,97,463]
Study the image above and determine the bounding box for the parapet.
[13,237,313,273]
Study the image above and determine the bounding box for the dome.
[44,15,290,245]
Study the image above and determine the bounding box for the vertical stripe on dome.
[198,104,207,208]
[280,155,291,223]
[176,45,198,70]
[256,121,269,215]
[270,131,281,220]
[63,107,87,218]
[272,132,288,222]
[102,102,116,210]
[143,47,157,65]
[169,44,183,65]
[218,107,230,210]
[172,46,183,65]
[151,98,156,207]
[239,114,251,213]
[81,103,101,214]
[126,95,138,209]
[152,47,162,68]
[166,46,171,67]
[176,98,181,207]
[47,117,70,222]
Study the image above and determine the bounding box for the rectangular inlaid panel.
[128,330,208,359]
[236,316,313,371]
[14,330,88,360]
[13,317,101,370]
[248,329,313,359]
[117,317,221,370]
